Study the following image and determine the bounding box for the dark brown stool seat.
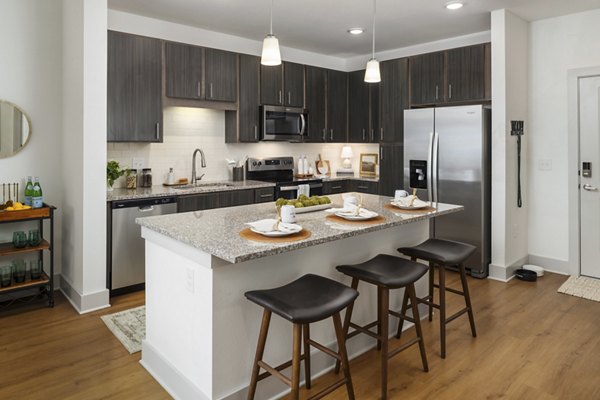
[335,254,429,400]
[245,274,358,400]
[398,238,477,359]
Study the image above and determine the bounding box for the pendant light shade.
[365,59,381,83]
[364,0,381,83]
[261,34,281,66]
[261,0,281,66]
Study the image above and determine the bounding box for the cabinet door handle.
[322,128,326,142]
[279,90,283,104]
[288,91,291,105]
[155,123,160,140]
[197,81,201,97]
[259,194,273,198]
[210,83,213,98]
[449,84,452,100]
[362,128,366,141]
[330,129,333,141]
[435,85,439,100]
[357,185,369,189]
[380,128,384,141]
[371,128,374,142]
[254,125,258,140]
[380,146,383,161]
[332,185,342,190]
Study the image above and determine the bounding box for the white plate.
[246,219,303,237]
[390,203,430,210]
[335,210,379,221]
[294,203,333,214]
[390,198,431,210]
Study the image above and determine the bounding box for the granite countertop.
[106,180,276,201]
[136,193,462,264]
[323,175,380,182]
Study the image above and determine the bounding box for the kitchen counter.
[106,179,275,202]
[137,194,462,399]
[137,193,461,264]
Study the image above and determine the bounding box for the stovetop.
[246,156,322,185]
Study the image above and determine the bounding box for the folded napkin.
[328,206,378,218]
[392,196,429,208]
[246,219,299,233]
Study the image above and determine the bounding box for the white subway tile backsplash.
[107,106,379,187]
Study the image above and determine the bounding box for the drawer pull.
[259,194,273,198]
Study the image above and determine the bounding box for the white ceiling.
[107,0,600,57]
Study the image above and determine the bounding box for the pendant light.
[364,0,381,83]
[261,0,281,66]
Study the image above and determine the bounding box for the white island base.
[140,221,432,400]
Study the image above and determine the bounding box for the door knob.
[583,184,599,191]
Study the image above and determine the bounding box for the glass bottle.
[24,176,33,206]
[32,177,43,209]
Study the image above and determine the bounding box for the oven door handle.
[309,183,323,188]
[279,185,300,191]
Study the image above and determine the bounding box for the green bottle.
[32,177,43,209]
[24,176,34,206]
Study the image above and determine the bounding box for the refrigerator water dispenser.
[409,160,428,189]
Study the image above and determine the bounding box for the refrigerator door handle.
[427,132,434,203]
[432,131,440,205]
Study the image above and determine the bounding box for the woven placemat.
[239,227,312,243]
[325,214,386,225]
[384,203,437,213]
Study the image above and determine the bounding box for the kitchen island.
[136,194,462,400]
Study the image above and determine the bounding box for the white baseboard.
[527,254,572,276]
[488,254,528,282]
[140,341,209,400]
[59,276,110,314]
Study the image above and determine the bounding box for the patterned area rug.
[558,276,600,302]
[101,305,146,354]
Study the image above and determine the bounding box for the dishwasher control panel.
[112,196,177,209]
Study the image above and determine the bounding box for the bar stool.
[245,274,359,400]
[398,238,477,359]
[334,254,429,400]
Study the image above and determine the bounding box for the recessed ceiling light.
[445,2,464,10]
[347,28,365,35]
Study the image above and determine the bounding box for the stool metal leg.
[303,324,312,389]
[380,287,389,400]
[333,312,356,400]
[291,323,302,400]
[248,310,271,400]
[438,265,447,359]
[408,284,429,372]
[395,287,410,339]
[459,263,477,338]
[335,278,359,374]
[428,262,435,322]
[377,286,383,351]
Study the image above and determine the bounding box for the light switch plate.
[132,157,145,169]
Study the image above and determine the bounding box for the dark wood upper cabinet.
[304,66,327,142]
[225,54,260,143]
[446,44,486,103]
[409,43,490,106]
[283,62,304,107]
[108,31,163,142]
[260,64,284,105]
[379,58,409,144]
[326,69,348,143]
[348,70,370,143]
[409,51,445,106]
[204,48,237,102]
[165,41,203,100]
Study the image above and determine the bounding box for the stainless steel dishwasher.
[108,196,177,296]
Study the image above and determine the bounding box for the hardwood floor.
[1,272,598,400]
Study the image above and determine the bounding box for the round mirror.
[0,100,31,159]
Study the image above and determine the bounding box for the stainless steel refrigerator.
[404,105,491,277]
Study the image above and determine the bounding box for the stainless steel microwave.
[261,105,308,141]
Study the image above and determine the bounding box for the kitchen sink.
[173,183,235,189]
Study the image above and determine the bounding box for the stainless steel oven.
[246,156,323,199]
[261,105,308,141]
[277,181,323,199]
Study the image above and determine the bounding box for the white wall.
[0,0,63,280]
[107,107,379,186]
[528,8,600,274]
[61,0,109,313]
[489,9,529,280]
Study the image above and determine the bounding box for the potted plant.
[107,160,125,191]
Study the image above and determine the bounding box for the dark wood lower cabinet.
[347,180,379,195]
[254,187,275,203]
[322,180,348,195]
[379,145,404,196]
[177,189,255,213]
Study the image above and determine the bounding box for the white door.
[579,76,600,279]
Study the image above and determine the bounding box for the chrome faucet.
[191,148,207,184]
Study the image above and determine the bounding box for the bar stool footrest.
[433,284,465,296]
[387,337,421,359]
[446,307,470,324]
[348,321,380,341]
[307,378,349,400]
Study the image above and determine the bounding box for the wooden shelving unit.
[0,204,55,308]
